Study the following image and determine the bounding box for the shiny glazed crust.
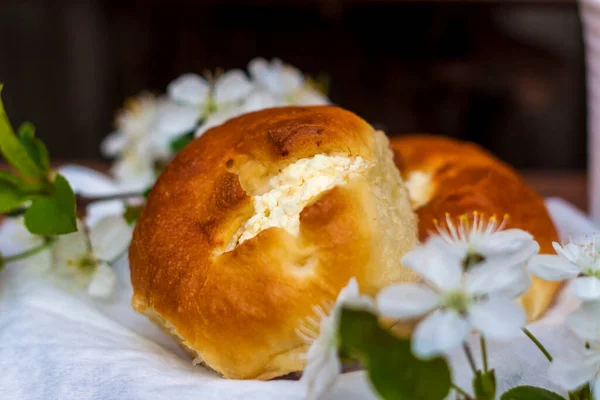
[390,134,560,320]
[129,106,419,380]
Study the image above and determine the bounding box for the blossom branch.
[522,328,553,362]
[451,383,474,400]
[4,191,145,218]
[463,343,478,374]
[480,335,489,372]
[75,191,145,209]
[1,237,55,266]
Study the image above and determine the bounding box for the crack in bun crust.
[129,106,419,380]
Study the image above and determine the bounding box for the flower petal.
[111,155,156,192]
[500,267,532,299]
[593,375,600,400]
[412,309,470,358]
[474,229,535,257]
[275,61,304,95]
[554,242,580,264]
[89,215,134,263]
[195,107,245,138]
[155,100,201,136]
[333,277,375,317]
[214,69,254,105]
[167,73,209,106]
[549,349,600,391]
[336,277,359,301]
[243,90,282,112]
[466,263,530,298]
[572,277,600,301]
[101,131,127,157]
[301,346,340,400]
[528,254,580,280]
[427,235,467,264]
[52,226,90,269]
[377,284,439,319]
[293,89,330,106]
[87,262,117,298]
[248,57,269,83]
[468,296,525,340]
[567,301,600,341]
[249,58,303,96]
[401,238,463,291]
[492,241,540,268]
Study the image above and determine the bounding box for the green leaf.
[18,122,50,171]
[0,179,27,213]
[143,186,152,199]
[24,174,77,235]
[169,131,195,153]
[0,170,48,193]
[0,170,24,186]
[0,85,43,178]
[307,73,330,96]
[338,308,451,400]
[473,370,496,400]
[123,204,143,225]
[500,386,566,400]
[569,384,591,400]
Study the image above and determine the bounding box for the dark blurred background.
[0,0,586,169]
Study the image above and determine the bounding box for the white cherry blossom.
[377,236,529,359]
[101,93,186,190]
[529,235,600,301]
[298,278,374,400]
[166,70,254,138]
[51,216,132,298]
[248,58,329,106]
[194,89,284,137]
[433,212,540,270]
[104,62,332,187]
[549,301,600,398]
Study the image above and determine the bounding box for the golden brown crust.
[130,106,418,379]
[390,134,561,320]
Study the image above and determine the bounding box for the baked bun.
[129,106,419,380]
[390,134,560,320]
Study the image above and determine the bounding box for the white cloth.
[0,167,598,400]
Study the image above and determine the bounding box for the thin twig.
[2,237,55,264]
[480,335,488,372]
[522,327,553,362]
[451,383,474,400]
[463,342,478,374]
[4,191,145,218]
[76,191,144,209]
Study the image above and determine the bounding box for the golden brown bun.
[130,106,419,380]
[390,134,560,320]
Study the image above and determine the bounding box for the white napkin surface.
[0,166,598,400]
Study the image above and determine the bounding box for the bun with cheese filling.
[129,106,419,380]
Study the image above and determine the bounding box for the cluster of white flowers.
[378,213,537,358]
[10,215,132,299]
[300,212,540,399]
[299,212,600,400]
[529,234,600,398]
[102,58,329,191]
[4,58,328,306]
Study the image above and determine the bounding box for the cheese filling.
[226,154,371,250]
[404,171,433,209]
